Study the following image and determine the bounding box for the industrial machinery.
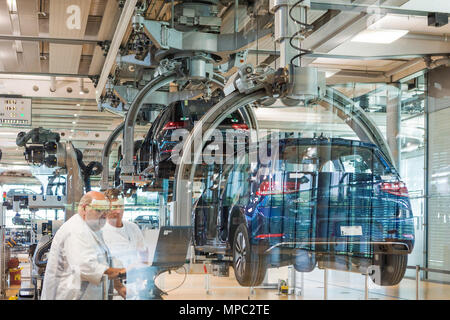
[5,128,105,299]
[96,0,412,291]
[16,127,103,220]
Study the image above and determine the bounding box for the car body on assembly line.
[192,136,415,287]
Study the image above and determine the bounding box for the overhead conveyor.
[99,0,396,229]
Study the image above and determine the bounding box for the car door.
[325,144,377,257]
[272,142,318,251]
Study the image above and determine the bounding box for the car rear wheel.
[232,224,267,287]
[370,254,407,286]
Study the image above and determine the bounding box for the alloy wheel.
[234,231,247,278]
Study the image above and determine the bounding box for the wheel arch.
[227,205,248,249]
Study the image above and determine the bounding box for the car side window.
[146,111,163,142]
[154,106,172,138]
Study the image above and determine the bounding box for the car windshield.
[277,142,393,176]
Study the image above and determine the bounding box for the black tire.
[370,254,408,286]
[232,224,267,287]
[293,250,316,273]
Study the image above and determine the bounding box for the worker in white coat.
[102,188,148,299]
[40,191,126,300]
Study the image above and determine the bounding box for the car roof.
[279,137,378,149]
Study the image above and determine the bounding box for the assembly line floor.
[3,253,450,300]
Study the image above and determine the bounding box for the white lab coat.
[102,221,146,268]
[102,221,146,299]
[40,214,111,300]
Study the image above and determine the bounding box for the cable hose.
[154,265,188,293]
[288,0,314,66]
[34,237,53,268]
[83,161,103,192]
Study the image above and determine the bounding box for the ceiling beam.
[89,0,121,75]
[310,1,450,16]
[0,34,99,44]
[49,0,92,74]
[96,0,138,102]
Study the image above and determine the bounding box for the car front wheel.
[232,224,267,287]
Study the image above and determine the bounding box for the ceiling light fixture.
[351,29,409,44]
[7,0,17,12]
[7,0,22,53]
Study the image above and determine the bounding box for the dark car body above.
[192,137,415,286]
[137,99,249,179]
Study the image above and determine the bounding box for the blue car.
[193,136,415,286]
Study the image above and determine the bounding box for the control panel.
[0,98,32,127]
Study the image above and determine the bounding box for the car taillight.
[255,233,284,239]
[162,121,186,130]
[256,181,299,196]
[380,181,408,197]
[231,123,249,130]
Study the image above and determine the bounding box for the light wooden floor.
[3,254,450,300]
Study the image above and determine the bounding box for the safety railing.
[203,265,450,300]
[406,265,450,300]
[321,265,450,300]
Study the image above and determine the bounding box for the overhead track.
[248,50,450,61]
[172,87,394,226]
[310,2,450,17]
[0,34,99,45]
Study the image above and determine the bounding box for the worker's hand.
[104,267,126,279]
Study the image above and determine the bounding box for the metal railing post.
[102,275,108,300]
[416,265,420,300]
[205,273,211,295]
[323,268,328,300]
[364,273,369,300]
[300,272,304,297]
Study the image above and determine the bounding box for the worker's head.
[78,191,109,231]
[104,188,124,227]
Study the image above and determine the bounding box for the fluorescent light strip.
[351,29,409,44]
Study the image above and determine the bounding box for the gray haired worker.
[41,191,126,300]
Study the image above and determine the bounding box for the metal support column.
[271,0,309,68]
[386,82,402,171]
[100,122,125,191]
[287,266,295,295]
[64,142,84,221]
[364,273,369,300]
[0,204,6,299]
[416,265,420,300]
[158,193,165,227]
[294,271,304,296]
[323,268,328,300]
